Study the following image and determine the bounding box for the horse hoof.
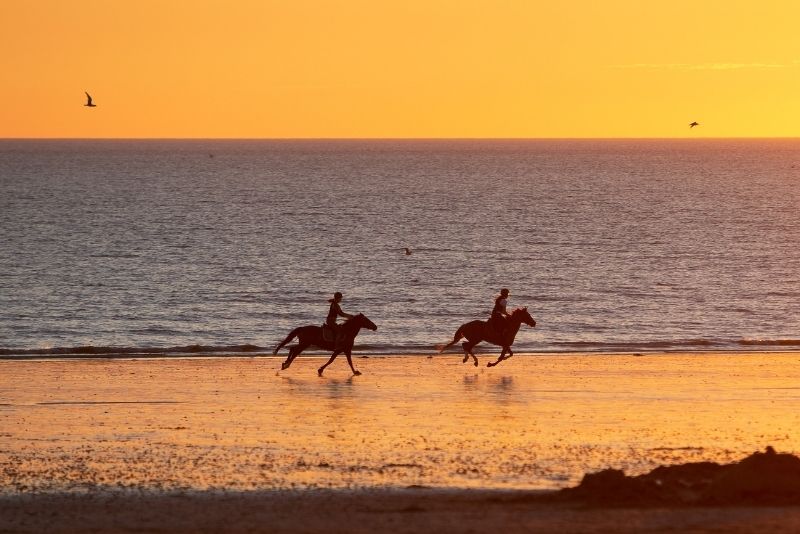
[281,362,289,370]
[473,360,478,367]
[462,356,468,364]
[353,370,362,376]
[317,369,324,377]
[487,362,494,367]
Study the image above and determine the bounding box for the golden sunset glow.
[2,0,799,138]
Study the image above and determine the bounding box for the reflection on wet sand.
[462,374,479,390]
[322,377,356,400]
[2,353,800,492]
[463,374,516,406]
[491,376,515,393]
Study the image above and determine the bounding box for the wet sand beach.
[2,352,800,532]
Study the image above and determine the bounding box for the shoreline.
[3,348,800,361]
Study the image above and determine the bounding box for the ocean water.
[1,139,799,356]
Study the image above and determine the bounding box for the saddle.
[322,324,336,342]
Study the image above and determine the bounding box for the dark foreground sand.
[5,449,800,533]
[3,488,800,534]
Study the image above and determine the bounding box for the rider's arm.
[335,304,353,319]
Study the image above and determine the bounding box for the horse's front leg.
[496,346,513,363]
[344,349,361,376]
[318,350,340,377]
[487,346,506,367]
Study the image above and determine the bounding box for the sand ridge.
[3,488,800,533]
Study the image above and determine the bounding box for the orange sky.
[2,0,798,138]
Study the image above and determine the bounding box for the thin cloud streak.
[611,62,790,70]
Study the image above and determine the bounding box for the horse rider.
[327,292,353,348]
[489,288,511,338]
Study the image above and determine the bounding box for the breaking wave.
[3,338,800,359]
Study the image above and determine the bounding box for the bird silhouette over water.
[689,121,699,128]
[404,247,412,255]
[84,92,96,107]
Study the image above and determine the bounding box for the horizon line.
[2,136,800,141]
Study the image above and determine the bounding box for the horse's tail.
[273,327,301,355]
[437,324,465,353]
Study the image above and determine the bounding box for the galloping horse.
[438,307,536,367]
[273,313,377,376]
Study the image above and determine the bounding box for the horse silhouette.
[438,307,536,367]
[273,313,377,376]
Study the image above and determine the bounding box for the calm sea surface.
[1,139,799,356]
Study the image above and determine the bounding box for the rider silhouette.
[489,288,510,339]
[326,292,353,349]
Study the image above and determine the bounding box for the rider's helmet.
[333,292,343,301]
[500,288,509,297]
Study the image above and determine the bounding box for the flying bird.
[404,247,412,255]
[84,92,96,107]
[689,121,699,128]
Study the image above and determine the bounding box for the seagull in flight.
[84,92,97,107]
[689,121,699,128]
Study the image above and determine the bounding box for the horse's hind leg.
[282,343,307,370]
[462,341,479,367]
[281,346,297,370]
[462,341,479,365]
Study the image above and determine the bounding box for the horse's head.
[354,313,378,331]
[512,307,536,328]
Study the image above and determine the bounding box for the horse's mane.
[510,307,528,316]
[342,313,363,325]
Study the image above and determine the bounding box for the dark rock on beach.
[706,446,800,504]
[557,446,800,506]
